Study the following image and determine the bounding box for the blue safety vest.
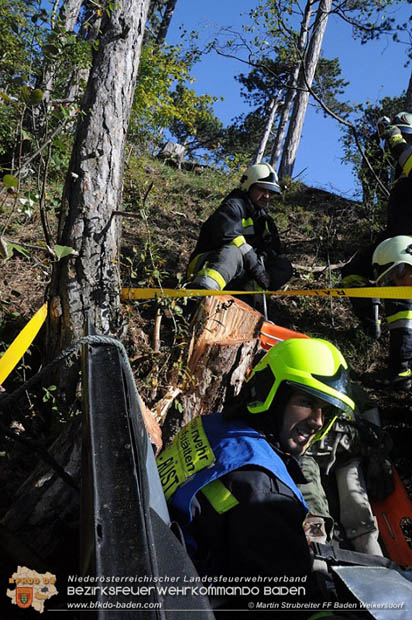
[164,413,308,525]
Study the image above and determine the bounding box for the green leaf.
[20,86,31,105]
[7,242,30,259]
[0,237,11,259]
[29,89,43,105]
[54,244,76,259]
[20,86,43,106]
[3,174,18,189]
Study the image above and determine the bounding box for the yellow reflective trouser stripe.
[242,217,254,228]
[387,310,412,324]
[156,416,215,501]
[404,153,412,177]
[187,253,206,278]
[201,479,239,514]
[265,220,270,233]
[231,235,246,247]
[197,267,226,290]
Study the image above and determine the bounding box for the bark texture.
[254,90,284,164]
[48,0,151,363]
[270,0,312,168]
[156,0,178,44]
[405,68,412,113]
[40,0,84,104]
[278,0,331,179]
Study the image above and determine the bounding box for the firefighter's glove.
[376,116,391,137]
[358,420,394,500]
[365,453,394,501]
[378,120,403,146]
[253,264,270,289]
[243,248,270,289]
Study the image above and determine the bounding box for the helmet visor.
[254,182,281,194]
[285,381,353,417]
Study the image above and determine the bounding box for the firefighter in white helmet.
[372,235,412,388]
[186,162,293,294]
[341,111,412,350]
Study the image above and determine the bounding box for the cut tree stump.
[155,295,264,434]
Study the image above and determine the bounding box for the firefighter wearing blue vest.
[186,162,293,292]
[157,338,355,614]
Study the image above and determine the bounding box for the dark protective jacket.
[341,136,412,368]
[191,189,282,256]
[189,188,282,269]
[157,413,312,605]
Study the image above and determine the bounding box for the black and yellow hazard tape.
[121,286,412,301]
[0,302,47,385]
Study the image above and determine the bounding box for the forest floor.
[1,153,412,602]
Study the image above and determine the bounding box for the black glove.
[243,248,270,288]
[365,454,394,501]
[252,263,270,289]
[357,420,394,501]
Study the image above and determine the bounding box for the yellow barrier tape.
[0,302,48,385]
[121,286,412,301]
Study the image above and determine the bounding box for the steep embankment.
[1,153,412,520]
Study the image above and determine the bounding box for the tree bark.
[278,0,331,179]
[156,0,178,44]
[254,90,284,164]
[40,0,85,105]
[405,68,412,113]
[270,0,313,168]
[48,0,151,373]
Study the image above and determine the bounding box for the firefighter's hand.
[377,117,402,143]
[253,264,270,289]
[358,420,394,500]
[365,455,394,501]
[376,116,391,137]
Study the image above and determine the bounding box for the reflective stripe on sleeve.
[242,217,254,228]
[201,478,240,514]
[231,235,247,247]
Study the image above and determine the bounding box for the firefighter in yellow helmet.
[186,162,293,294]
[157,338,355,614]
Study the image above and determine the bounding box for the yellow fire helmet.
[246,338,355,441]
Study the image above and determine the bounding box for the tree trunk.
[156,0,178,44]
[63,9,103,109]
[48,0,151,377]
[278,0,331,179]
[405,68,412,113]
[254,90,284,164]
[270,0,313,168]
[40,0,85,105]
[156,295,263,443]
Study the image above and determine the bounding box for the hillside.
[1,153,412,586]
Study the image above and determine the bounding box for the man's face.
[248,184,277,209]
[379,263,412,286]
[278,390,335,456]
[390,263,412,286]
